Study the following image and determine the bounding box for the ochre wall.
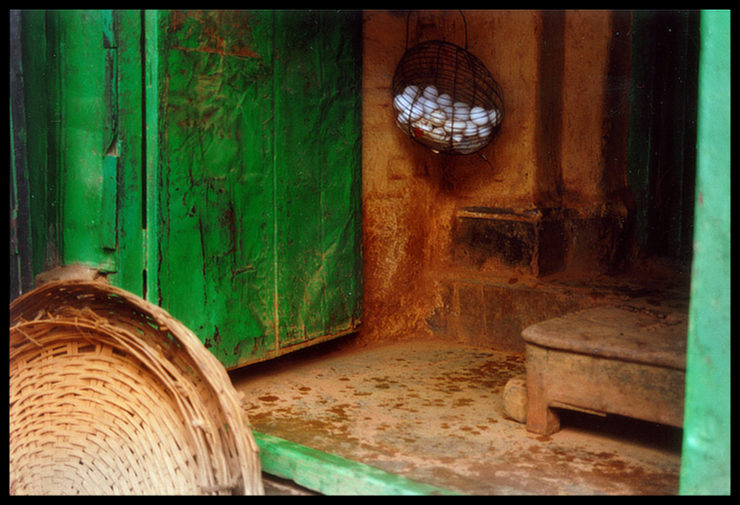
[359,10,633,347]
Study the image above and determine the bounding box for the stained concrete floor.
[230,336,682,495]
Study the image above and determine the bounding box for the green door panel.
[153,10,362,368]
[155,10,277,367]
[272,10,363,347]
[108,10,146,296]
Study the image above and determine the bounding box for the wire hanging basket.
[391,12,504,155]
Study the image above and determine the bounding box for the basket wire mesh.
[391,13,504,155]
[9,280,264,495]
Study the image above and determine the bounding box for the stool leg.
[525,366,560,435]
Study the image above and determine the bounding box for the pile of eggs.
[393,84,502,154]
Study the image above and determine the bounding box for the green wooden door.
[148,10,362,368]
[16,9,362,369]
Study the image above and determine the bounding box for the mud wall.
[359,10,634,349]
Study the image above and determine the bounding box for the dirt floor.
[230,335,682,495]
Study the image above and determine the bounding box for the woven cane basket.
[9,280,264,495]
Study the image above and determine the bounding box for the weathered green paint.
[18,10,144,286]
[679,10,731,495]
[10,9,34,297]
[19,10,59,278]
[152,10,362,368]
[253,431,456,495]
[153,10,278,366]
[144,9,162,303]
[273,11,363,349]
[107,10,146,296]
[54,10,116,271]
[16,10,362,368]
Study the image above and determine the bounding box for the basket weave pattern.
[9,280,264,495]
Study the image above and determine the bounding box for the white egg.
[403,85,421,99]
[452,133,463,144]
[443,119,468,134]
[393,93,412,112]
[436,93,452,107]
[429,109,447,127]
[470,106,489,126]
[453,105,470,121]
[423,85,439,100]
[407,99,425,119]
[464,121,478,137]
[478,124,493,138]
[399,104,423,123]
[488,108,502,126]
[420,97,438,114]
[396,95,425,121]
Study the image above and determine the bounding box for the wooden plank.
[18,10,55,280]
[154,10,277,368]
[253,431,456,496]
[108,10,145,297]
[10,10,34,297]
[55,11,116,272]
[273,10,332,347]
[272,10,362,348]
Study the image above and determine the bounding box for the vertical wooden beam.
[679,9,731,496]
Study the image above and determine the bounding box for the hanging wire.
[460,10,468,50]
[405,10,469,51]
[405,11,410,51]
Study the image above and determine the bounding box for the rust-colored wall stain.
[359,10,641,351]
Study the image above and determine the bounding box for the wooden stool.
[519,300,688,435]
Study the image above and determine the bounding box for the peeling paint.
[155,10,362,369]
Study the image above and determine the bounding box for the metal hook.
[478,151,504,180]
[478,152,491,166]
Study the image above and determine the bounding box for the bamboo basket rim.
[9,279,264,495]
